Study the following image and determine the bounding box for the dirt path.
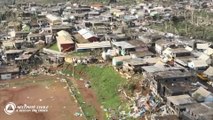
[69,77,105,120]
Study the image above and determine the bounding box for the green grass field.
[67,51,91,57]
[76,65,126,109]
[49,43,59,51]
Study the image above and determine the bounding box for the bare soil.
[0,75,84,120]
[63,64,105,120]
[69,77,105,120]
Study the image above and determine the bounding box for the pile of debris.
[129,92,162,118]
[30,66,57,76]
[72,57,98,65]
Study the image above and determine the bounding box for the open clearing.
[0,75,84,120]
[64,64,131,119]
[76,65,126,109]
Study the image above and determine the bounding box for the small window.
[180,108,185,112]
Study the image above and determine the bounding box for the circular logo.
[4,102,16,115]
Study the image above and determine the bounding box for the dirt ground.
[0,75,85,120]
[70,77,104,120]
[64,65,105,120]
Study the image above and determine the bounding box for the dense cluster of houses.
[0,0,212,119]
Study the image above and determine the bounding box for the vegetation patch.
[49,43,59,51]
[76,65,127,109]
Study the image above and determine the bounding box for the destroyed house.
[91,3,104,11]
[88,11,100,17]
[162,80,198,98]
[127,40,148,52]
[29,20,40,28]
[167,94,197,116]
[15,48,39,63]
[94,26,111,36]
[163,47,191,58]
[155,39,177,54]
[151,115,180,120]
[72,7,91,13]
[14,31,30,39]
[106,34,131,42]
[5,50,24,61]
[37,16,48,27]
[123,58,148,73]
[51,7,62,15]
[112,41,136,55]
[83,20,110,28]
[0,66,20,80]
[191,87,213,103]
[112,55,132,66]
[130,50,155,58]
[148,70,193,98]
[182,102,213,120]
[27,33,45,43]
[15,54,33,63]
[14,40,25,49]
[71,13,86,20]
[51,25,74,35]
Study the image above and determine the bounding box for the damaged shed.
[0,66,20,80]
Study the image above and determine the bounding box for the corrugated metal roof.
[76,41,111,50]
[78,29,97,40]
[57,30,74,44]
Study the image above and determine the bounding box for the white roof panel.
[76,41,111,50]
[78,29,96,39]
[112,41,135,49]
[204,66,213,76]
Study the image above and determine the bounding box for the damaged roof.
[112,41,135,49]
[0,66,19,74]
[167,94,196,105]
[155,70,192,79]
